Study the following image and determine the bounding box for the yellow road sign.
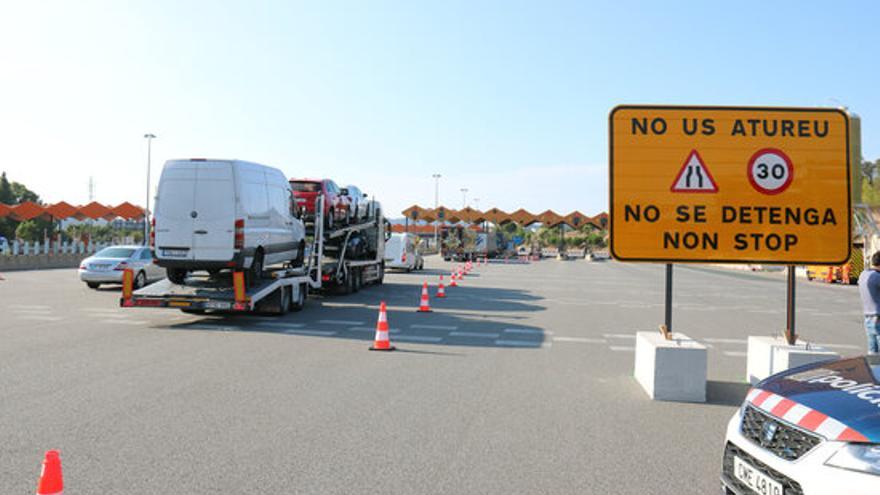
[609,106,851,264]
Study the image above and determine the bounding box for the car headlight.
[825,443,880,475]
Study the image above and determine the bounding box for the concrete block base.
[746,336,839,385]
[634,331,707,402]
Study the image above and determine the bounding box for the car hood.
[755,356,880,443]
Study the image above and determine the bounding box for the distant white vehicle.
[0,236,9,254]
[79,245,165,289]
[153,159,306,285]
[384,233,423,272]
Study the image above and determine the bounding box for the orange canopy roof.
[11,201,48,221]
[111,202,145,220]
[78,201,115,220]
[45,201,80,219]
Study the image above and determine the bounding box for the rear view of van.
[384,233,422,272]
[153,159,305,284]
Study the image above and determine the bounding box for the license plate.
[733,456,783,495]
[205,301,231,310]
[162,248,188,258]
[90,264,111,271]
[168,300,192,308]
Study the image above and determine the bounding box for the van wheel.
[248,251,264,288]
[167,268,187,284]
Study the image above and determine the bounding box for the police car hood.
[757,355,880,443]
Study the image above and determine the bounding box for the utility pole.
[460,188,468,209]
[143,133,156,246]
[432,174,441,250]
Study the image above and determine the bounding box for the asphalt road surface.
[0,259,867,493]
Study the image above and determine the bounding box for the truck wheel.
[290,283,306,312]
[377,262,385,285]
[278,286,291,315]
[353,268,362,292]
[325,210,335,231]
[167,268,187,284]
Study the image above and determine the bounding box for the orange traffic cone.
[370,301,395,351]
[825,267,835,284]
[36,450,63,495]
[449,272,458,287]
[417,282,432,312]
[437,275,446,298]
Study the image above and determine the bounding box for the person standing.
[857,251,880,355]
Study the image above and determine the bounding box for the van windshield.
[291,181,321,193]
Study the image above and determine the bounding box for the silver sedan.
[78,245,165,289]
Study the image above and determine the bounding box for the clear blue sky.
[1,1,877,217]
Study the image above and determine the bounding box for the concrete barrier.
[0,253,89,271]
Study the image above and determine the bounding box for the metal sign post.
[785,266,797,345]
[661,264,673,339]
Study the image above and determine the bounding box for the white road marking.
[704,338,747,344]
[12,309,54,314]
[395,335,443,343]
[14,304,51,310]
[103,319,148,326]
[603,333,635,339]
[495,339,540,347]
[410,324,458,330]
[14,315,62,321]
[503,328,544,335]
[318,319,364,326]
[554,337,606,344]
[449,331,500,338]
[723,351,748,357]
[817,343,862,350]
[609,346,635,352]
[283,329,336,336]
[255,322,306,329]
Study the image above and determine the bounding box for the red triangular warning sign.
[670,149,718,193]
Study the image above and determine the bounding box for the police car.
[722,355,879,494]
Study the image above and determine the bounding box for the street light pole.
[143,133,156,245]
[460,188,468,209]
[432,174,441,250]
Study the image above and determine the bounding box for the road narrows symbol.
[670,149,718,193]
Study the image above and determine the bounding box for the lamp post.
[143,133,156,245]
[460,188,468,209]
[432,174,441,250]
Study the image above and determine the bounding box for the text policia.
[624,203,838,253]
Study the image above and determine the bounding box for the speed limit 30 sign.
[609,106,851,264]
[747,148,793,195]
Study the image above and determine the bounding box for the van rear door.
[155,161,197,260]
[191,161,235,261]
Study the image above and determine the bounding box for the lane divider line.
[450,331,500,338]
[410,324,458,330]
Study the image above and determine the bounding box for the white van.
[153,159,306,284]
[384,233,423,271]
